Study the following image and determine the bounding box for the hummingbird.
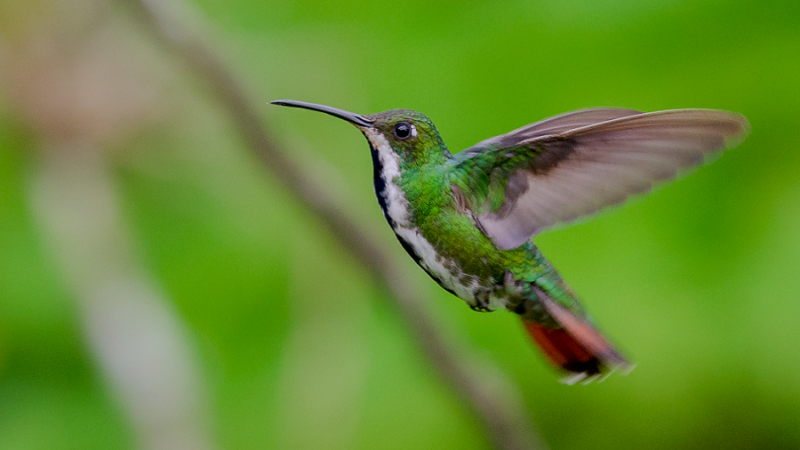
[272,99,748,383]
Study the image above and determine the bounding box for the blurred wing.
[453,109,749,250]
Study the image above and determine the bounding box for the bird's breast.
[365,128,488,305]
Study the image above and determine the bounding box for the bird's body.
[366,120,566,312]
[273,100,748,383]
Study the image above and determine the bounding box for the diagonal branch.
[126,0,546,448]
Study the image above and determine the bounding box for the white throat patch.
[363,128,410,228]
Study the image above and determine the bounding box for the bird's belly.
[394,225,477,296]
[391,223,503,311]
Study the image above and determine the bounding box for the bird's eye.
[393,121,415,140]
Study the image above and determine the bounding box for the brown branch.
[126,0,546,448]
[32,144,216,450]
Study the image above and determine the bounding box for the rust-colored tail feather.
[524,321,603,377]
[524,295,632,384]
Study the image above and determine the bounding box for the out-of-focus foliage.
[0,0,798,449]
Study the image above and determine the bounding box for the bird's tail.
[521,292,632,384]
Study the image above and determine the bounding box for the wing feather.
[463,108,642,155]
[454,109,749,249]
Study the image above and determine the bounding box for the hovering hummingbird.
[272,99,748,383]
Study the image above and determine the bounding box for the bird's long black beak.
[271,99,374,128]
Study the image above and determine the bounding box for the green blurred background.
[1,0,799,448]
